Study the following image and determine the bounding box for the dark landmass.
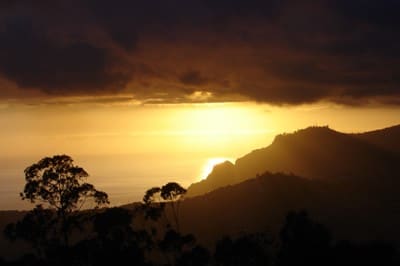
[187,125,400,197]
[352,124,400,154]
[182,172,400,247]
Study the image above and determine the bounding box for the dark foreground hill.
[1,170,400,262]
[187,125,400,197]
[181,171,400,247]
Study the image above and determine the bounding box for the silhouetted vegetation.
[143,182,187,232]
[276,211,399,266]
[19,155,109,247]
[214,234,271,266]
[277,210,332,266]
[4,205,56,259]
[3,201,399,265]
[2,153,400,265]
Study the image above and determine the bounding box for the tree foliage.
[18,155,109,247]
[143,182,187,232]
[21,155,109,214]
[160,182,187,202]
[143,187,162,205]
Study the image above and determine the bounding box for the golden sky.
[1,98,400,209]
[2,99,399,158]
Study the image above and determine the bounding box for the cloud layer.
[0,0,399,105]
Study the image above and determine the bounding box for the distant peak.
[358,124,400,135]
[272,126,340,144]
[214,160,234,168]
[294,125,335,134]
[207,160,235,178]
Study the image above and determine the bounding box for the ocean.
[0,153,211,210]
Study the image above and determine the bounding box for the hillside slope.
[187,125,400,197]
[182,172,400,247]
[353,125,400,154]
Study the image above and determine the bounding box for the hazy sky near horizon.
[1,100,400,210]
[1,1,400,209]
[2,100,400,158]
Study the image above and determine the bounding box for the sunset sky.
[1,0,400,210]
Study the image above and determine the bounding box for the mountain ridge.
[181,170,400,247]
[352,124,400,154]
[187,124,400,197]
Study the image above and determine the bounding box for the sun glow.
[201,157,233,180]
[178,104,258,134]
[170,103,273,152]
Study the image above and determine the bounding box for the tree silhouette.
[277,210,332,266]
[143,187,162,205]
[214,234,271,266]
[332,240,398,266]
[142,182,186,232]
[71,207,148,266]
[141,183,203,266]
[160,182,187,232]
[176,245,210,266]
[159,229,196,265]
[20,155,109,246]
[143,186,165,222]
[4,205,56,259]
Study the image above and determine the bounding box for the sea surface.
[0,153,212,210]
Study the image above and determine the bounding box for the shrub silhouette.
[176,245,210,266]
[4,205,56,259]
[214,234,271,266]
[277,210,332,266]
[71,207,147,266]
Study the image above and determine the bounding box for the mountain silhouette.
[353,124,400,154]
[181,171,400,247]
[186,161,239,198]
[187,125,400,197]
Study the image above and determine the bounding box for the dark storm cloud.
[180,71,210,86]
[0,0,399,104]
[0,18,129,93]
